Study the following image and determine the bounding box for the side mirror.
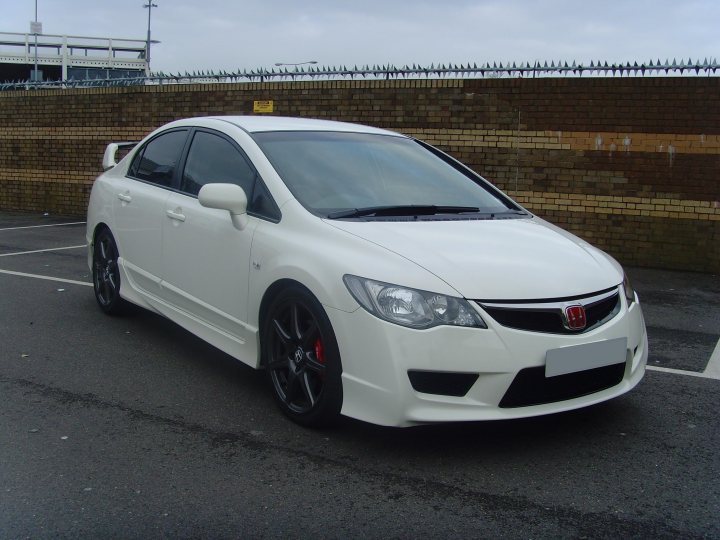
[198,183,249,230]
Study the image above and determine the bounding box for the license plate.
[545,337,627,378]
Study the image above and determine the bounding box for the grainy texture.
[0,77,718,271]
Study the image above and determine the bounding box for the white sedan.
[87,116,647,427]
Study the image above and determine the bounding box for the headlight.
[343,275,486,329]
[623,273,635,305]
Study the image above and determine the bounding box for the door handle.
[166,209,186,222]
[116,192,132,203]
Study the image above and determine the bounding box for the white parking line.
[703,338,720,379]
[0,244,87,257]
[646,364,719,380]
[0,221,86,231]
[0,268,92,287]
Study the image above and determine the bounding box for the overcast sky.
[3,0,719,73]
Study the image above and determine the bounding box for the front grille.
[478,288,620,334]
[499,362,626,408]
[408,370,479,397]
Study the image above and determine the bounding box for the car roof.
[201,115,404,136]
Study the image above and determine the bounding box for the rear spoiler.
[102,141,139,171]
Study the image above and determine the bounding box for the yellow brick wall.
[0,77,718,272]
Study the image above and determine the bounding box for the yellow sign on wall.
[253,100,274,113]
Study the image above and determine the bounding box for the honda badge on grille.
[563,305,587,330]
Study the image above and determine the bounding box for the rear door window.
[130,130,188,188]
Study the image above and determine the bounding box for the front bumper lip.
[327,295,647,427]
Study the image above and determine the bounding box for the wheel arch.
[91,222,111,244]
[257,278,315,367]
[87,222,111,271]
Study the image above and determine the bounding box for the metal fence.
[1,57,718,91]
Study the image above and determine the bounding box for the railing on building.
[0,31,148,81]
[1,57,718,91]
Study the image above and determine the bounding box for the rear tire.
[92,228,129,315]
[262,285,343,427]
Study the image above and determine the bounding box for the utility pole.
[144,2,157,75]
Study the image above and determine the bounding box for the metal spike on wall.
[1,57,718,91]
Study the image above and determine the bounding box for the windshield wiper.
[327,205,481,219]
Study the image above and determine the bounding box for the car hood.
[324,217,622,300]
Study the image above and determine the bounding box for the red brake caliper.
[314,338,326,380]
[314,338,325,364]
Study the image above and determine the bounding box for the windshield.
[253,131,520,219]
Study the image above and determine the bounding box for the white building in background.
[0,31,148,82]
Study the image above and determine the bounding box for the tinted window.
[253,131,514,217]
[132,130,187,187]
[181,131,256,196]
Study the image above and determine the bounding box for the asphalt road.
[1,211,718,539]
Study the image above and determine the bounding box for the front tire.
[92,228,129,315]
[262,285,343,427]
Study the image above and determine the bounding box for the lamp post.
[274,61,318,67]
[30,0,42,81]
[144,1,157,75]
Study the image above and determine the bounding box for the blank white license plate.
[545,337,627,378]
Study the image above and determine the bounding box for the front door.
[159,130,261,361]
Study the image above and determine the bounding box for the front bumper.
[327,291,647,427]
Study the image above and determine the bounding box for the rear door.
[113,129,188,298]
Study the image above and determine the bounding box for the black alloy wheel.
[263,285,343,426]
[92,228,128,315]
